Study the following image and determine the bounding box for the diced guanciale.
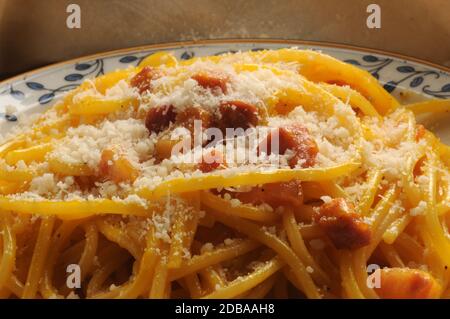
[74,176,97,191]
[374,267,441,299]
[99,149,138,183]
[261,124,318,168]
[145,105,176,134]
[130,66,159,94]
[234,180,303,210]
[192,72,228,93]
[176,106,213,133]
[198,149,225,173]
[413,156,426,178]
[415,124,426,141]
[219,100,259,131]
[314,198,371,250]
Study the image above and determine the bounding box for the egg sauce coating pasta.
[0,48,449,299]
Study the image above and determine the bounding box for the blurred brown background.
[0,0,449,80]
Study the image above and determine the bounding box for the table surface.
[1,0,449,80]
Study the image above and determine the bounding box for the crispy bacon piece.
[192,72,228,93]
[99,149,138,183]
[74,176,96,191]
[198,149,225,173]
[261,124,318,168]
[219,100,259,131]
[374,268,441,299]
[327,80,348,87]
[130,66,159,94]
[314,198,371,250]
[145,105,176,134]
[176,106,213,133]
[413,156,426,178]
[234,180,303,210]
[415,124,426,141]
[98,149,116,178]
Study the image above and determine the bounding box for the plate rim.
[1,38,449,87]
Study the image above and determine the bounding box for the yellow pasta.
[69,97,137,116]
[138,162,360,200]
[201,191,279,223]
[405,99,450,115]
[0,48,447,300]
[319,83,382,119]
[139,51,178,68]
[48,158,94,176]
[22,217,55,298]
[5,143,53,166]
[0,198,153,219]
[202,257,283,299]
[94,69,136,94]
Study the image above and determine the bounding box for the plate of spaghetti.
[0,40,449,299]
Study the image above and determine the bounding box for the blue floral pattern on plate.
[0,41,449,126]
[344,55,448,97]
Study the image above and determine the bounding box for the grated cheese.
[410,201,427,216]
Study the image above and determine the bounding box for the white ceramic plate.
[1,40,449,141]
